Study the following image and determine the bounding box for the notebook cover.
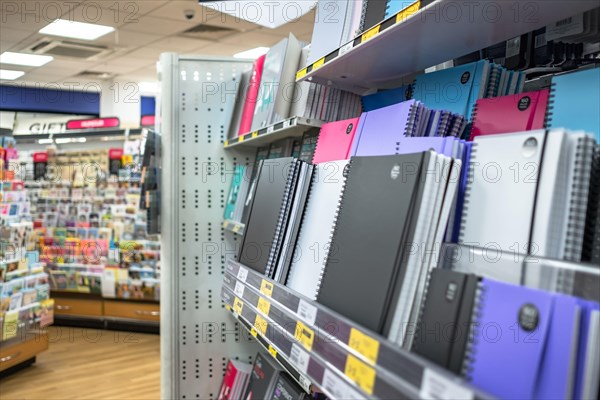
[307,0,353,65]
[448,270,478,374]
[218,360,240,400]
[470,90,549,140]
[287,160,349,300]
[239,158,296,274]
[239,55,266,136]
[298,129,320,163]
[574,300,600,400]
[269,372,308,400]
[228,70,251,140]
[361,85,412,112]
[467,279,553,399]
[241,147,270,225]
[317,152,429,334]
[224,166,244,220]
[534,294,580,400]
[243,353,282,400]
[312,117,360,163]
[268,138,296,159]
[352,100,419,157]
[394,136,457,157]
[547,67,600,142]
[361,0,388,32]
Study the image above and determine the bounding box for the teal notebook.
[547,67,600,142]
[224,166,244,220]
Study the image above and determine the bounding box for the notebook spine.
[311,127,325,164]
[461,280,486,381]
[410,268,434,353]
[404,102,420,138]
[469,102,480,140]
[359,0,369,33]
[458,143,478,243]
[315,160,352,295]
[563,135,594,262]
[543,81,556,130]
[588,145,600,264]
[485,67,500,98]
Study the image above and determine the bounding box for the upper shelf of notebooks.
[224,117,323,149]
[295,0,599,95]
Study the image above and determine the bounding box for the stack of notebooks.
[218,359,252,400]
[238,158,314,284]
[242,352,308,400]
[315,152,462,347]
[223,165,250,223]
[459,129,597,262]
[412,268,600,400]
[583,145,600,264]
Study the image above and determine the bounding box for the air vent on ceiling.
[26,38,113,60]
[179,23,238,40]
[76,71,115,80]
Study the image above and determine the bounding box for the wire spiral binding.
[315,159,353,297]
[458,143,478,243]
[461,280,486,381]
[543,81,556,130]
[469,102,480,140]
[587,145,600,263]
[265,160,300,278]
[410,268,434,353]
[404,101,420,138]
[485,66,500,99]
[359,0,369,34]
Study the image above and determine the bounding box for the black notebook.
[317,152,432,334]
[243,353,283,400]
[360,0,388,33]
[412,269,478,374]
[239,158,299,274]
[269,372,308,400]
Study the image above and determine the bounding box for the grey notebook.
[317,152,432,334]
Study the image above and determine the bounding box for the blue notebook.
[547,67,600,142]
[413,60,490,121]
[466,279,553,399]
[223,166,244,220]
[361,85,412,112]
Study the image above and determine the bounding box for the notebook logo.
[460,72,471,84]
[445,282,458,302]
[343,163,350,178]
[522,137,538,158]
[518,96,531,111]
[346,123,353,134]
[390,164,401,180]
[518,303,539,331]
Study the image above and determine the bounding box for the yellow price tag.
[344,354,376,395]
[268,345,277,358]
[224,140,229,147]
[294,321,315,352]
[232,224,240,233]
[250,327,258,337]
[233,297,244,315]
[296,67,308,80]
[260,280,273,297]
[361,25,380,43]
[239,135,245,142]
[313,57,325,71]
[348,328,380,365]
[251,131,259,138]
[257,297,271,317]
[223,221,230,229]
[396,1,421,23]
[225,304,232,312]
[254,314,268,336]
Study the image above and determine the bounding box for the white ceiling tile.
[57,4,128,28]
[219,30,284,47]
[90,60,142,75]
[122,46,163,61]
[190,42,250,57]
[120,15,196,35]
[0,41,16,53]
[94,30,163,48]
[147,0,209,23]
[0,26,36,43]
[146,36,211,52]
[86,0,168,16]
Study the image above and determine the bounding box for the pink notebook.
[470,89,549,140]
[312,117,360,163]
[238,55,266,136]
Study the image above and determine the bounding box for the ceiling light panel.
[0,69,25,80]
[39,19,115,40]
[0,52,54,67]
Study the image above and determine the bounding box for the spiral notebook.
[312,118,360,163]
[470,90,549,140]
[286,160,349,300]
[361,85,412,112]
[239,55,265,136]
[584,145,600,264]
[317,152,433,334]
[546,67,600,142]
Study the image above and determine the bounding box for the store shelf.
[222,260,491,400]
[0,333,49,373]
[223,219,245,235]
[296,0,599,94]
[224,117,323,149]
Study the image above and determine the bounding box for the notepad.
[239,55,265,135]
[312,118,360,163]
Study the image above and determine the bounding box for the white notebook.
[286,160,349,300]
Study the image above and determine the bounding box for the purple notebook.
[573,300,600,400]
[393,137,457,157]
[468,279,553,399]
[351,100,419,156]
[534,295,580,400]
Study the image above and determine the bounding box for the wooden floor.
[0,326,160,400]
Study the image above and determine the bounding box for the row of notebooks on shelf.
[413,268,599,400]
[219,353,310,400]
[227,34,361,140]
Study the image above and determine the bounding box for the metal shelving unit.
[296,0,599,94]
[222,260,492,400]
[224,117,323,149]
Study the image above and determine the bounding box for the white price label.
[297,299,317,326]
[267,125,275,134]
[234,281,244,297]
[237,267,248,282]
[290,343,310,374]
[282,119,291,129]
[298,374,312,393]
[322,369,363,399]
[339,42,353,56]
[420,369,474,400]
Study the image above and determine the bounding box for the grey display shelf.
[223,219,245,236]
[224,117,323,149]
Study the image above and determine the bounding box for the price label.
[361,25,380,43]
[290,343,310,374]
[344,355,376,395]
[250,327,258,338]
[339,41,353,56]
[237,267,248,282]
[233,297,244,315]
[254,314,268,336]
[397,1,421,24]
[257,297,271,317]
[420,368,474,400]
[268,345,277,358]
[251,131,259,138]
[260,280,273,297]
[298,375,312,394]
[282,119,291,129]
[239,135,245,142]
[348,328,380,365]
[232,224,241,233]
[224,140,229,147]
[296,67,308,80]
[313,57,325,71]
[267,125,275,134]
[322,369,363,400]
[294,321,315,352]
[234,281,244,298]
[225,304,232,312]
[297,299,317,326]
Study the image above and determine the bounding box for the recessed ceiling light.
[39,19,115,40]
[233,47,270,59]
[0,69,25,80]
[0,52,54,67]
